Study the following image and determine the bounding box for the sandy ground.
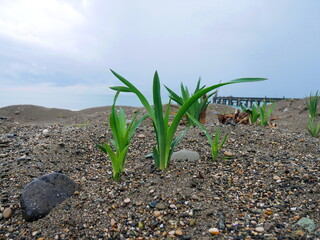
[0,99,319,239]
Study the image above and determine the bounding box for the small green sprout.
[259,101,275,126]
[165,79,215,126]
[97,92,148,180]
[306,90,320,137]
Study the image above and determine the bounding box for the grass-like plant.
[240,103,260,124]
[97,92,148,180]
[306,90,319,120]
[110,69,266,170]
[307,119,320,138]
[306,90,320,137]
[259,101,275,126]
[165,79,215,126]
[190,114,228,161]
[240,101,275,126]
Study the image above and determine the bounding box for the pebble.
[208,227,219,235]
[171,149,200,161]
[296,217,316,232]
[149,200,158,208]
[273,175,281,180]
[154,211,161,217]
[224,151,234,157]
[175,229,183,236]
[155,203,165,210]
[265,210,273,215]
[264,222,274,231]
[124,198,131,204]
[3,207,12,219]
[110,219,116,226]
[169,204,177,209]
[191,195,200,200]
[137,134,145,138]
[20,172,80,222]
[255,226,265,232]
[0,213,3,220]
[189,219,196,226]
[295,230,305,237]
[42,129,49,136]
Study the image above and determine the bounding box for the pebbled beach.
[0,99,319,239]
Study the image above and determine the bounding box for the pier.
[212,96,286,107]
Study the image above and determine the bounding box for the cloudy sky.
[0,0,319,109]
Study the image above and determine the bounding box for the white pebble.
[255,226,264,232]
[208,227,219,235]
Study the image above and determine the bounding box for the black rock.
[149,200,158,208]
[20,172,80,222]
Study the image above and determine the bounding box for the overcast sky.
[0,0,319,109]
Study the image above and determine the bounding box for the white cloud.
[0,0,84,52]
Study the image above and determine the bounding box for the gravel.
[0,100,319,239]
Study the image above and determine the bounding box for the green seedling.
[259,101,275,126]
[189,114,228,161]
[306,90,320,138]
[307,119,320,138]
[240,103,260,124]
[97,92,148,180]
[306,90,319,121]
[165,79,215,126]
[110,69,266,170]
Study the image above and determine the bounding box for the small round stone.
[273,175,281,180]
[3,208,12,219]
[208,227,219,235]
[224,151,234,157]
[124,198,131,203]
[169,204,177,209]
[137,134,145,138]
[110,219,116,226]
[154,211,161,217]
[255,226,264,232]
[155,203,165,210]
[189,219,196,226]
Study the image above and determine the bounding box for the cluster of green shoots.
[165,79,215,126]
[306,90,320,137]
[97,92,148,180]
[240,101,275,126]
[98,69,266,180]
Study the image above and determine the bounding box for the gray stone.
[155,203,166,210]
[171,149,200,162]
[296,217,316,233]
[20,172,80,222]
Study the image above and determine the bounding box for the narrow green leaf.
[168,78,267,145]
[110,69,154,119]
[110,86,132,92]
